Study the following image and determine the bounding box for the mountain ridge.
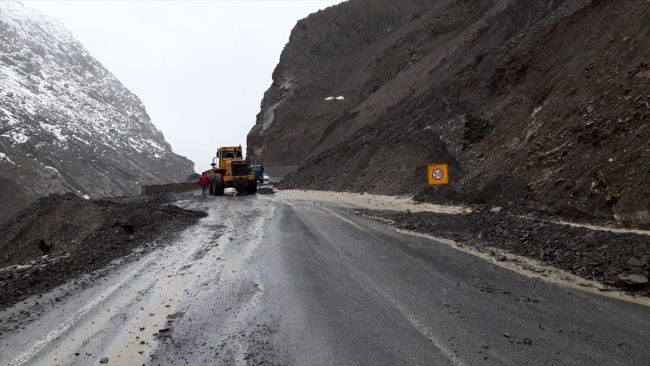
[0,0,194,222]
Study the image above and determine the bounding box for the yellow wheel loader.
[205,145,257,195]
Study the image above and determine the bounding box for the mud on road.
[0,190,282,366]
[1,189,649,366]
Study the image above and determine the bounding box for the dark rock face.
[248,0,650,225]
[247,0,439,166]
[0,0,194,223]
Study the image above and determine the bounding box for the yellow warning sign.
[427,164,449,185]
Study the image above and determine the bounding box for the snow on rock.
[1,130,29,144]
[0,152,15,165]
[0,0,195,222]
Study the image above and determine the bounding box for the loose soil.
[357,206,650,294]
[0,192,207,311]
[275,189,468,214]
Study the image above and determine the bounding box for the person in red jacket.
[198,172,210,198]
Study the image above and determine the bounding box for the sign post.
[427,164,449,185]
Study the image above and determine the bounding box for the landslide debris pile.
[361,208,649,292]
[0,193,207,310]
[250,0,650,226]
[0,0,195,223]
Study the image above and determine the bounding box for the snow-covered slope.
[0,0,195,222]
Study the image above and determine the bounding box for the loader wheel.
[246,179,257,194]
[213,174,224,196]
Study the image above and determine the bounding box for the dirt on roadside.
[0,192,207,311]
[358,207,650,295]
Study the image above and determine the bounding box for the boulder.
[627,257,643,267]
[615,274,648,289]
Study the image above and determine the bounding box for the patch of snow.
[0,152,16,164]
[40,122,68,141]
[82,194,90,200]
[45,165,59,174]
[72,135,90,146]
[0,107,20,126]
[128,137,143,153]
[0,1,75,45]
[325,97,334,101]
[532,106,542,118]
[336,96,345,100]
[144,139,165,151]
[1,130,29,144]
[0,0,190,198]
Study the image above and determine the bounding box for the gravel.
[359,206,650,291]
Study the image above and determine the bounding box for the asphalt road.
[1,192,649,365]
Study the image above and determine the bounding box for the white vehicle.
[263,174,270,184]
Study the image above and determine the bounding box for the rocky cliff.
[0,0,195,222]
[248,0,650,227]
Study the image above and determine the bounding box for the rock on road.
[1,191,648,365]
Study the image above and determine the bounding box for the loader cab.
[216,149,235,160]
[216,146,244,168]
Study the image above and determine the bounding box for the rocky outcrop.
[247,0,441,166]
[249,0,650,225]
[0,1,194,222]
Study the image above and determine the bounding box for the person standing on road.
[198,172,210,198]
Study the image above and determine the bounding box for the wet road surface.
[1,192,649,365]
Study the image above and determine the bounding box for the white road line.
[307,206,467,366]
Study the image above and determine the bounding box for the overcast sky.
[22,0,344,171]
